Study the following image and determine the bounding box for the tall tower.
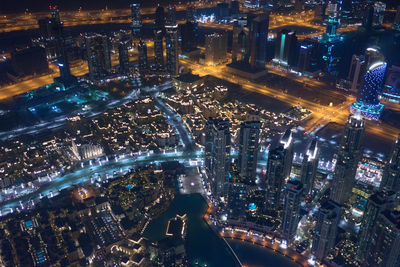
[205,33,228,66]
[330,113,365,205]
[86,34,112,80]
[238,121,261,184]
[393,5,400,30]
[205,118,231,198]
[153,29,164,71]
[155,6,165,30]
[131,1,141,38]
[138,40,148,73]
[265,129,293,210]
[300,138,318,197]
[232,19,248,64]
[311,200,341,261]
[248,13,269,69]
[365,210,400,266]
[118,40,130,75]
[350,48,386,120]
[357,192,394,263]
[165,6,178,76]
[348,54,365,92]
[381,135,400,192]
[325,1,340,38]
[274,29,298,67]
[281,180,303,243]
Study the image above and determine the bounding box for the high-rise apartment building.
[365,210,400,266]
[311,200,341,261]
[281,180,303,243]
[205,118,231,198]
[248,13,269,69]
[238,121,261,184]
[131,1,141,38]
[118,40,130,74]
[86,34,112,80]
[300,138,318,197]
[357,192,395,263]
[381,135,400,192]
[205,33,228,66]
[265,129,293,209]
[274,29,298,67]
[154,29,164,71]
[138,40,148,73]
[330,113,365,205]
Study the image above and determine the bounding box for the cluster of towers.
[204,109,400,265]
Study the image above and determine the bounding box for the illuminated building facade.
[205,33,228,66]
[166,25,179,76]
[381,135,400,192]
[86,34,112,80]
[325,1,340,38]
[249,14,269,69]
[357,192,394,263]
[273,29,298,67]
[118,40,130,74]
[281,180,303,243]
[138,40,148,73]
[265,129,293,210]
[131,1,141,38]
[300,138,318,197]
[350,59,387,120]
[311,200,341,261]
[227,179,247,221]
[205,118,231,198]
[348,54,365,92]
[330,114,365,205]
[154,29,164,71]
[365,210,400,266]
[232,19,249,64]
[165,6,178,76]
[238,121,261,184]
[382,65,400,103]
[393,5,400,30]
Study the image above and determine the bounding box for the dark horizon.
[0,0,191,13]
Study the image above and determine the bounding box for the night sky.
[1,1,399,14]
[0,0,191,13]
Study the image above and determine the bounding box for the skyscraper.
[357,192,395,263]
[227,179,247,221]
[348,54,365,92]
[118,40,130,75]
[205,33,228,66]
[86,34,112,80]
[311,200,341,261]
[325,1,340,38]
[365,210,400,266]
[265,129,293,210]
[381,135,400,192]
[281,180,303,243]
[138,40,148,73]
[41,6,75,86]
[186,5,196,23]
[181,21,198,53]
[166,5,176,27]
[300,138,318,197]
[350,48,387,120]
[372,2,386,27]
[274,29,298,67]
[154,29,164,71]
[238,121,261,184]
[393,5,400,30]
[131,1,141,38]
[166,26,179,76]
[330,113,365,205]
[248,13,269,69]
[205,118,231,198]
[232,19,248,64]
[154,6,165,30]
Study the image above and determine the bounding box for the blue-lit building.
[131,1,141,38]
[350,58,387,120]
